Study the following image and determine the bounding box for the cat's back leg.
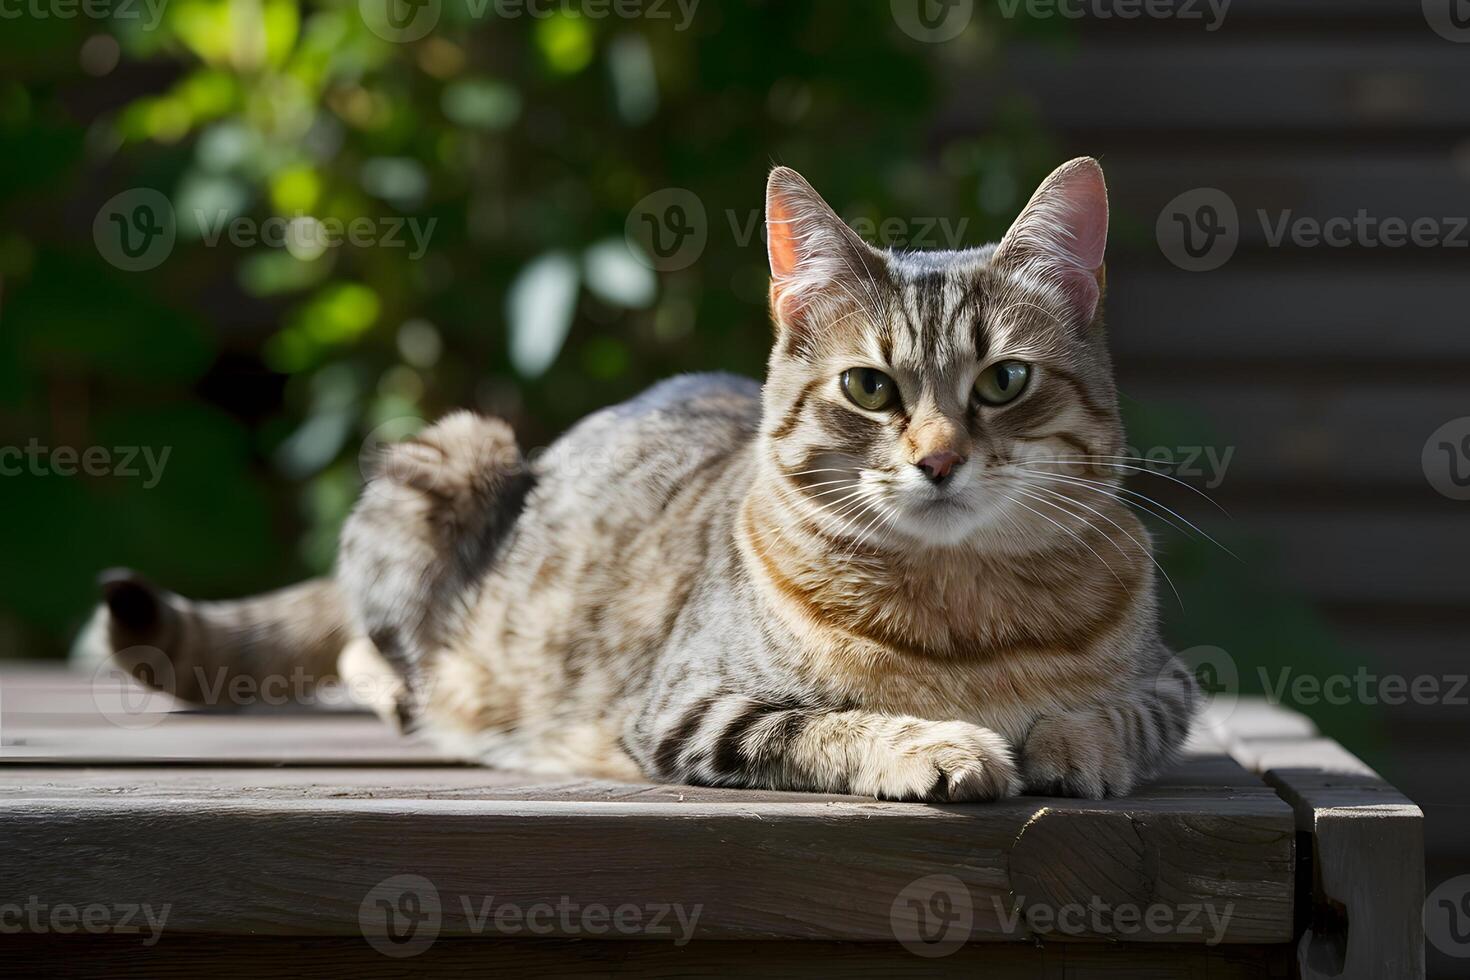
[338,410,533,719]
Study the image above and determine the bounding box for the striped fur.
[82,159,1198,800]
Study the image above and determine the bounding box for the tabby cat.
[85,158,1198,801]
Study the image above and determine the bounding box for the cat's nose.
[916,450,964,484]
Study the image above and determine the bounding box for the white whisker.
[1018,457,1231,517]
[1022,481,1184,610]
[1018,469,1239,561]
[996,490,1131,596]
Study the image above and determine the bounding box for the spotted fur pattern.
[85,159,1197,801]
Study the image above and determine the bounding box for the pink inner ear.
[1057,164,1108,273]
[1053,166,1106,323]
[766,189,800,283]
[998,159,1109,325]
[1058,268,1101,325]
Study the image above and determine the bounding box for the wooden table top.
[0,665,1424,978]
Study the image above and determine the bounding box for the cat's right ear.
[765,167,880,337]
[992,157,1108,328]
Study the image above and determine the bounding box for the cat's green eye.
[974,361,1031,406]
[841,368,898,412]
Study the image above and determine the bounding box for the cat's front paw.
[854,719,1021,803]
[1020,711,1137,799]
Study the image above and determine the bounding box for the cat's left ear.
[765,167,882,337]
[992,157,1108,327]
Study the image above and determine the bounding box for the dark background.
[1,0,1466,969]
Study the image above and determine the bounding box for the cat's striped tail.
[73,571,353,707]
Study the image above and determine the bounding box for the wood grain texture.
[1212,699,1426,979]
[0,774,1294,943]
[0,670,1297,947]
[0,671,450,765]
[4,935,1294,979]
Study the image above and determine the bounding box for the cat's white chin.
[885,490,1012,548]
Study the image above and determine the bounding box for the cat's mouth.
[908,482,969,507]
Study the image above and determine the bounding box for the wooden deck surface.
[0,667,1423,976]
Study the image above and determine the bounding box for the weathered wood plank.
[0,715,454,765]
[0,757,1267,801]
[0,792,1294,943]
[0,670,450,765]
[4,935,1294,979]
[1212,699,1426,979]
[0,672,1296,946]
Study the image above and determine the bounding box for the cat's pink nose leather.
[917,451,964,483]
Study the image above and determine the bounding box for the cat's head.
[759,158,1124,548]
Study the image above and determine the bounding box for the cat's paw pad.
[856,720,1021,803]
[1020,712,1136,799]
